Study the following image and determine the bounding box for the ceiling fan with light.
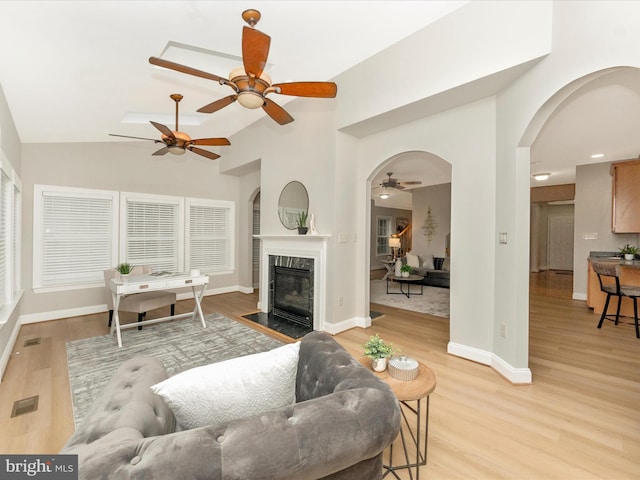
[109,94,230,160]
[377,172,422,190]
[148,9,337,125]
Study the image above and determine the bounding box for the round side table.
[373,361,436,480]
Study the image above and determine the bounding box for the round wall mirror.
[278,181,309,229]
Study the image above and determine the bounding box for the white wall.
[411,183,451,258]
[354,98,497,354]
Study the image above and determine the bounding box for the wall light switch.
[339,232,349,243]
[499,232,508,245]
[583,233,598,240]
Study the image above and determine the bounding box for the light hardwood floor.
[1,271,639,479]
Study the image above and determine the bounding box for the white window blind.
[124,195,183,272]
[186,199,234,274]
[13,184,21,294]
[35,186,117,288]
[0,171,10,306]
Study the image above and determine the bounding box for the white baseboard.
[447,341,532,384]
[20,285,254,325]
[323,316,371,335]
[573,292,587,301]
[20,305,107,324]
[448,342,493,365]
[0,318,21,383]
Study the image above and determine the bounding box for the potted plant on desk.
[363,334,396,372]
[619,244,638,261]
[117,262,133,282]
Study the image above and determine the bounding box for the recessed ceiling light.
[379,193,390,199]
[533,173,550,181]
[591,153,604,159]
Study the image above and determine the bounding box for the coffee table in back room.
[386,274,424,298]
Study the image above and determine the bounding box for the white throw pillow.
[423,254,435,270]
[406,252,420,268]
[151,341,301,430]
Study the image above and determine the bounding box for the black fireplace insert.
[272,265,313,329]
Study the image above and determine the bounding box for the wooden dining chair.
[591,261,640,338]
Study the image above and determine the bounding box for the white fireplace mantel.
[255,234,331,332]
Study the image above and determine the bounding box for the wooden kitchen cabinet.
[611,159,640,233]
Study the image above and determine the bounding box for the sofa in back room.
[405,252,450,288]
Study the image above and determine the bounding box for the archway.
[519,66,640,361]
[365,150,452,325]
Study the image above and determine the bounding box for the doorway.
[547,213,574,271]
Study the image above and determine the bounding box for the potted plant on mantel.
[363,334,397,372]
[296,211,309,235]
[619,244,639,261]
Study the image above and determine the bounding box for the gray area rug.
[370,279,450,317]
[66,313,283,426]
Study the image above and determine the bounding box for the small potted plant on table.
[619,244,638,261]
[363,334,396,372]
[400,263,412,278]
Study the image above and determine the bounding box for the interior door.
[548,214,574,271]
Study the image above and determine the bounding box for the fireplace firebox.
[272,266,313,329]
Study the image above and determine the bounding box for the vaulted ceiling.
[0,1,466,144]
[2,2,639,196]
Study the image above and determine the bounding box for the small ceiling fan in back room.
[377,172,422,190]
[109,94,230,160]
[149,9,338,125]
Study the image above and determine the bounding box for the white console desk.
[109,273,209,347]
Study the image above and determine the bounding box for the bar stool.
[592,261,640,338]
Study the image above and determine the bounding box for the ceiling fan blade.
[150,121,175,139]
[149,57,228,84]
[242,26,270,78]
[272,81,338,98]
[191,138,231,146]
[152,146,170,156]
[262,98,294,125]
[188,146,221,160]
[401,181,422,185]
[197,95,238,114]
[109,133,161,143]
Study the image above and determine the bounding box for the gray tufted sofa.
[61,331,402,480]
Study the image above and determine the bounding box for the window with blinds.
[13,184,21,294]
[376,216,392,256]
[33,187,234,292]
[186,198,234,274]
[0,171,10,306]
[33,186,118,289]
[123,194,184,273]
